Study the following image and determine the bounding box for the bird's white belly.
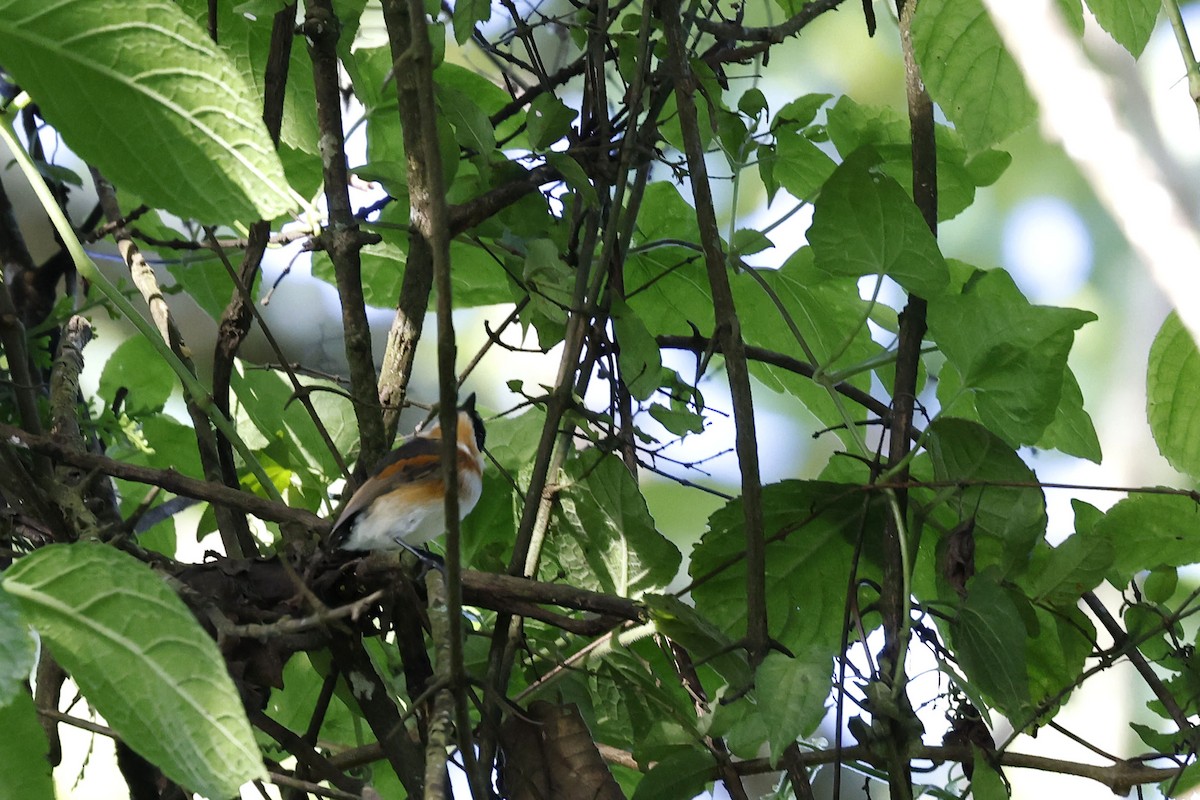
[340,472,483,551]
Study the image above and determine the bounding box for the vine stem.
[661,0,769,666]
[1162,0,1200,124]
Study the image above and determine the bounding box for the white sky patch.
[1001,196,1093,303]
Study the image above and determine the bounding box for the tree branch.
[304,0,387,469]
[0,422,321,529]
[661,0,769,665]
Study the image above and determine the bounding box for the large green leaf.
[0,0,296,222]
[611,298,663,402]
[1024,603,1092,716]
[631,747,713,800]
[2,543,265,797]
[951,571,1032,719]
[0,589,35,707]
[926,418,1047,576]
[807,149,949,297]
[643,595,753,690]
[690,481,883,658]
[1094,494,1200,586]
[98,334,178,415]
[549,452,681,597]
[1084,0,1159,57]
[1147,312,1200,480]
[625,183,716,333]
[927,268,1096,447]
[0,691,53,800]
[1020,534,1112,607]
[825,96,1012,221]
[767,129,837,203]
[734,248,886,444]
[911,0,1037,151]
[175,0,320,155]
[756,649,830,765]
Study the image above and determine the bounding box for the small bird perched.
[329,395,486,555]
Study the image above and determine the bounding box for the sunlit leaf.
[0,0,296,222]
[1147,312,1200,479]
[1084,0,1158,57]
[911,0,1037,150]
[928,268,1095,446]
[3,543,265,798]
[1094,493,1200,586]
[550,453,681,597]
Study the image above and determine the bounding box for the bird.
[329,394,485,556]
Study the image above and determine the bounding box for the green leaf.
[1024,603,1092,714]
[2,543,266,797]
[438,85,496,159]
[1130,721,1185,753]
[1167,762,1200,797]
[730,228,774,258]
[952,571,1032,719]
[611,298,663,401]
[1055,0,1086,36]
[99,335,178,415]
[230,367,352,482]
[643,595,753,689]
[1094,493,1200,586]
[452,0,491,44]
[526,93,578,150]
[1084,0,1158,57]
[625,184,714,333]
[1037,367,1102,463]
[756,650,830,765]
[807,149,949,297]
[826,96,1011,221]
[770,93,832,131]
[547,152,600,207]
[523,238,574,344]
[549,452,682,597]
[966,148,1013,187]
[0,0,296,222]
[0,589,35,706]
[769,129,837,203]
[189,0,320,156]
[631,747,713,800]
[971,745,1011,799]
[691,481,884,658]
[926,418,1047,576]
[166,260,241,321]
[737,87,768,119]
[911,0,1037,150]
[734,250,886,445]
[1147,312,1200,479]
[1143,567,1179,604]
[1022,533,1112,607]
[927,268,1095,446]
[648,401,705,436]
[314,229,514,309]
[0,691,53,800]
